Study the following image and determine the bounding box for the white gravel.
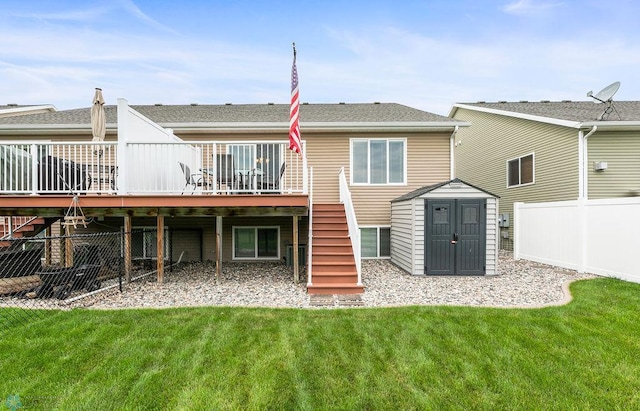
[1,251,596,310]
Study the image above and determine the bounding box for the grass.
[1,277,639,410]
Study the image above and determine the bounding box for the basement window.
[233,226,280,260]
[360,226,391,258]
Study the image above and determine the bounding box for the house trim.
[450,103,582,129]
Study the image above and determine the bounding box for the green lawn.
[1,278,639,410]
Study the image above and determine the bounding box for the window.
[360,227,391,258]
[507,153,534,187]
[233,226,280,260]
[127,227,169,259]
[351,139,405,184]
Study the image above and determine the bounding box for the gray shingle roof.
[391,178,499,202]
[0,103,459,126]
[456,100,640,122]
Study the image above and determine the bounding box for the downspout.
[579,125,597,199]
[449,125,459,179]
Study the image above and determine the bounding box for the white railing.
[0,141,307,195]
[338,167,361,285]
[307,167,313,286]
[0,142,118,195]
[0,216,41,239]
[514,198,640,284]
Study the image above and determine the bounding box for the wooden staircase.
[307,203,364,295]
[0,217,50,248]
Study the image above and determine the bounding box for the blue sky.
[1,0,639,115]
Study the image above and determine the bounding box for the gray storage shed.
[390,178,499,276]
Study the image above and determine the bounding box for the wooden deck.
[0,194,309,217]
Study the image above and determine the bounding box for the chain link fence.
[1,227,201,331]
[0,231,124,330]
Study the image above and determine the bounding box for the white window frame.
[360,226,391,259]
[350,138,407,186]
[232,226,281,260]
[506,152,535,188]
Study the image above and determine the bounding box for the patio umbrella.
[91,88,106,190]
[91,88,106,142]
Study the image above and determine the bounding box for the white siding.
[390,201,414,274]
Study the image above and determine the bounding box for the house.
[449,100,640,249]
[0,99,467,294]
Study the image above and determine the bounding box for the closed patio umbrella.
[91,88,106,142]
[91,88,106,190]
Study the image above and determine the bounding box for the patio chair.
[179,162,207,194]
[215,154,241,192]
[257,162,286,192]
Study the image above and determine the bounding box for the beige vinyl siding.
[587,131,640,198]
[453,108,579,242]
[305,131,451,226]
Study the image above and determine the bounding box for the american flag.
[289,44,302,155]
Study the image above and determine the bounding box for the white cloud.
[502,0,563,16]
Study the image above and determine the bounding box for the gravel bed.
[1,252,596,310]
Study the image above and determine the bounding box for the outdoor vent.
[268,102,274,105]
[519,100,529,103]
[498,101,507,104]
[7,103,18,107]
[225,103,232,105]
[190,103,198,106]
[154,103,163,106]
[540,100,550,103]
[302,102,309,105]
[594,161,608,171]
[374,101,381,104]
[562,100,572,103]
[476,101,485,104]
[339,102,346,105]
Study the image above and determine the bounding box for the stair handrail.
[1,216,39,240]
[338,167,361,285]
[307,167,313,286]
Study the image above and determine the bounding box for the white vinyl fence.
[514,198,640,283]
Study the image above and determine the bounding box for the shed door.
[425,199,486,275]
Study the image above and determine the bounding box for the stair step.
[312,254,355,264]
[313,216,347,224]
[307,283,364,295]
[313,204,345,212]
[312,263,357,274]
[312,245,354,253]
[312,238,351,246]
[312,230,349,237]
[312,223,348,231]
[311,275,359,284]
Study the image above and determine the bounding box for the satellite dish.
[587,81,620,103]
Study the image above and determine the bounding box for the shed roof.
[391,178,499,203]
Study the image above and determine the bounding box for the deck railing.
[0,140,307,195]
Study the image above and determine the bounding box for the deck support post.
[124,214,132,282]
[157,214,164,283]
[293,215,299,284]
[215,216,222,284]
[45,226,52,266]
[64,224,74,268]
